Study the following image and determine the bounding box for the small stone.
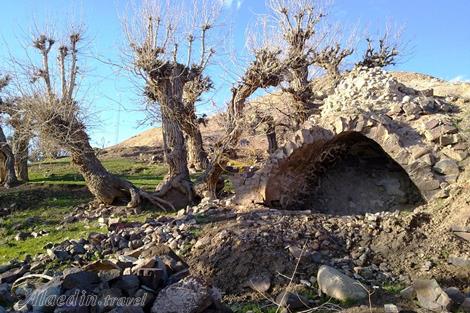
[461,298,470,313]
[246,274,271,293]
[433,159,459,175]
[275,291,310,310]
[384,304,399,313]
[14,232,30,241]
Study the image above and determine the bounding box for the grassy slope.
[28,158,168,189]
[0,158,169,263]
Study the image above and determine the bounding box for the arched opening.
[265,131,425,214]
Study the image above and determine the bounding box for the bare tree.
[312,43,353,85]
[14,30,174,209]
[0,74,19,187]
[124,0,219,204]
[356,32,400,68]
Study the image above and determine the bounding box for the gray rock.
[246,274,271,293]
[0,283,15,304]
[0,265,29,284]
[110,275,140,296]
[275,291,310,310]
[15,232,31,241]
[433,159,459,175]
[317,265,368,302]
[29,278,62,313]
[62,271,100,291]
[444,287,465,305]
[151,277,213,313]
[461,298,470,313]
[414,279,451,312]
[107,307,144,313]
[47,249,71,262]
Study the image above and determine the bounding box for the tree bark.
[13,133,29,181]
[0,126,19,188]
[186,124,208,171]
[68,129,174,210]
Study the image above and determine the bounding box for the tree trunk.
[186,126,208,171]
[149,68,195,207]
[0,126,19,188]
[156,106,195,207]
[266,126,278,154]
[61,121,174,210]
[13,133,29,181]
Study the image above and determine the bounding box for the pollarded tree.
[0,75,19,188]
[312,43,353,86]
[125,0,219,204]
[0,96,32,181]
[357,32,400,68]
[17,31,174,210]
[266,0,326,129]
[202,48,285,198]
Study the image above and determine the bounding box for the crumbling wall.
[235,67,468,211]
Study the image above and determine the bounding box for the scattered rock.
[275,291,310,310]
[317,265,368,302]
[414,279,451,312]
[433,159,460,175]
[384,304,399,313]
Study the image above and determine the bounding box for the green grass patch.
[382,282,406,295]
[28,158,167,189]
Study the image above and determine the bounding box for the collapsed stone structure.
[235,67,468,212]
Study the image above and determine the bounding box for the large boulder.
[317,265,368,302]
[151,277,213,313]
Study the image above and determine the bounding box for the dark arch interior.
[265,131,425,215]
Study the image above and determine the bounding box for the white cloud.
[236,0,243,9]
[450,75,470,83]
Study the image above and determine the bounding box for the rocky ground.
[1,181,469,312]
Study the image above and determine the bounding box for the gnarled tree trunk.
[0,126,19,188]
[186,124,208,171]
[65,125,173,210]
[153,75,195,207]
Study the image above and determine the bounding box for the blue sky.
[0,0,469,147]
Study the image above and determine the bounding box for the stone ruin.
[235,67,469,213]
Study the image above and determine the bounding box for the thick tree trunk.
[186,126,208,171]
[13,134,29,181]
[0,127,19,188]
[150,68,195,207]
[156,107,195,207]
[63,123,173,210]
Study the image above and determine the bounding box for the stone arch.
[234,114,452,209]
[264,131,425,213]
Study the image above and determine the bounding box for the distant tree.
[356,32,400,68]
